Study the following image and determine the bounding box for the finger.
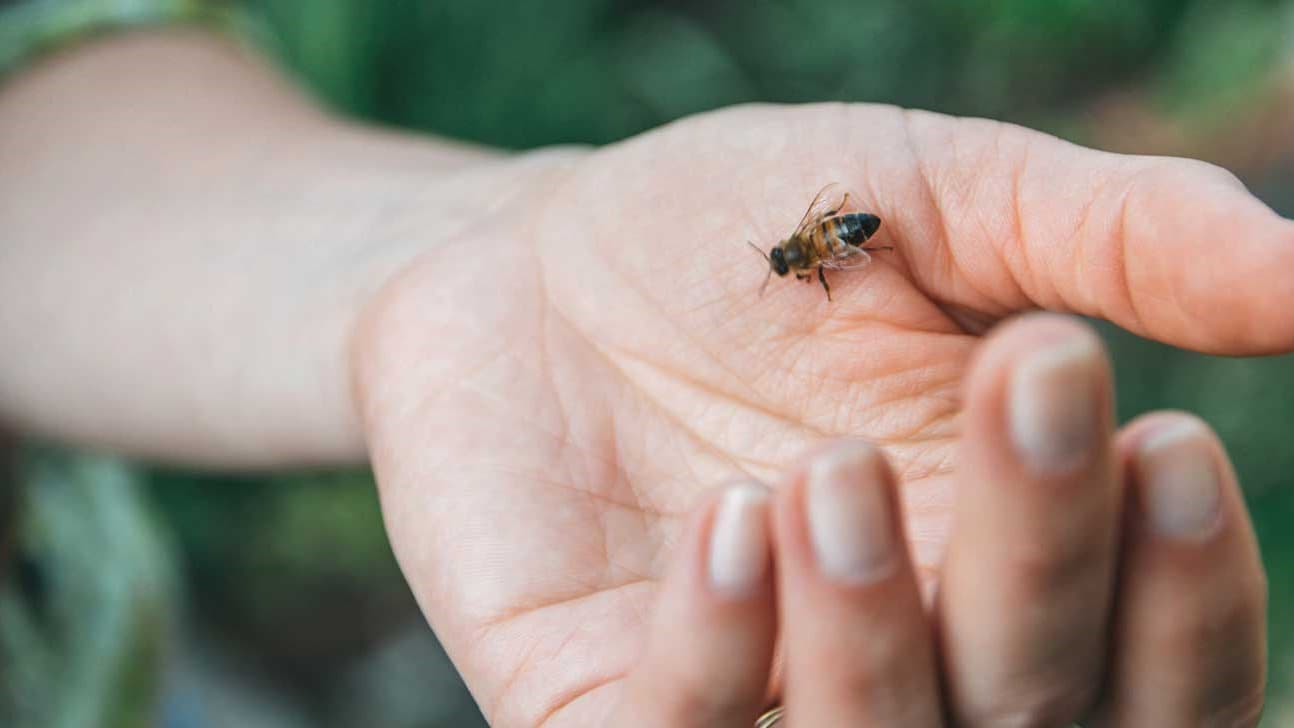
[608,483,776,728]
[1088,413,1267,727]
[772,441,943,727]
[937,313,1120,726]
[899,109,1294,354]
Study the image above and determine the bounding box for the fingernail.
[806,444,896,583]
[708,484,771,597]
[1008,333,1104,474]
[1136,420,1222,540]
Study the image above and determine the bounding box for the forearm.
[0,29,560,466]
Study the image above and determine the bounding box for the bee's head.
[769,247,790,276]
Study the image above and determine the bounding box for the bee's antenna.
[748,241,774,296]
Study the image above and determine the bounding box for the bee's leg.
[818,266,832,301]
[795,272,810,282]
[825,192,851,217]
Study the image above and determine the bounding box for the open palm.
[354,104,1294,726]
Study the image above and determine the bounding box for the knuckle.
[1176,158,1245,188]
[1203,684,1265,728]
[1130,156,1242,191]
[1006,526,1108,600]
[1179,574,1266,655]
[959,681,1098,728]
[637,659,756,724]
[839,624,929,688]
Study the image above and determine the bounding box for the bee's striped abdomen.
[833,213,881,247]
[817,214,871,256]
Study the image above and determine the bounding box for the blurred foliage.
[115,0,1294,724]
[1155,2,1292,123]
[243,0,1293,145]
[146,469,412,682]
[2,452,174,728]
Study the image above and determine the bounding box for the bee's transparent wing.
[791,183,851,238]
[821,248,874,271]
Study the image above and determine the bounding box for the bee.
[748,184,890,301]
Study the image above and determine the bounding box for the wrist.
[340,135,589,459]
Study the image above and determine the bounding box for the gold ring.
[755,705,785,727]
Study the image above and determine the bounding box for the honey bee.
[748,184,890,301]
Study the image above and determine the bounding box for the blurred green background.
[6,1,1294,726]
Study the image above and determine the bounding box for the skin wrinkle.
[844,106,932,285]
[853,276,957,334]
[903,111,1040,323]
[806,313,945,346]
[1154,211,1201,350]
[850,380,961,445]
[1005,126,1042,312]
[535,247,771,506]
[837,103,913,282]
[798,267,943,337]
[1056,171,1105,312]
[826,370,956,440]
[900,108,989,322]
[484,588,645,725]
[448,372,610,479]
[532,272,614,598]
[805,333,964,396]
[488,629,550,724]
[602,333,963,513]
[601,335,955,461]
[1106,174,1146,335]
[468,466,683,524]
[434,308,693,508]
[474,575,655,644]
[570,216,773,411]
[1059,166,1108,318]
[559,411,652,615]
[439,369,705,583]
[770,336,840,423]
[523,621,603,723]
[1054,210,1094,314]
[528,228,685,579]
[615,264,965,431]
[963,125,1033,314]
[894,439,959,485]
[436,460,667,629]
[569,244,827,437]
[785,329,966,436]
[593,418,669,579]
[536,671,626,728]
[579,335,756,498]
[594,342,774,475]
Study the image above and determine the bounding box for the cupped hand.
[353,104,1288,726]
[611,397,1265,727]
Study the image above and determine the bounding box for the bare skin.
[1,31,1283,726]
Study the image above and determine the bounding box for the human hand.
[353,104,1288,725]
[609,378,1266,726]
